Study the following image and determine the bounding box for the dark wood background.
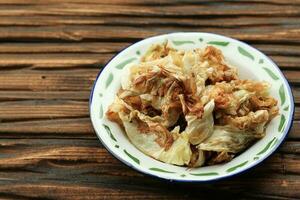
[0,0,299,199]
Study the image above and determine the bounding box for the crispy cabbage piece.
[220,110,269,135]
[207,151,234,165]
[201,80,278,130]
[198,126,257,153]
[120,109,192,166]
[107,96,192,165]
[202,46,238,83]
[189,147,206,167]
[185,100,215,145]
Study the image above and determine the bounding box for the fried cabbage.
[106,42,278,167]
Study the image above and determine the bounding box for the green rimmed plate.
[89,32,294,182]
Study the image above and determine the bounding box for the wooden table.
[0,0,299,199]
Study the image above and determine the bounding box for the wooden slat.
[0,69,98,91]
[0,3,299,17]
[269,56,300,69]
[0,118,94,138]
[293,107,299,120]
[279,141,300,154]
[0,91,90,100]
[289,120,300,140]
[0,0,299,5]
[0,42,129,53]
[0,100,88,120]
[0,26,154,41]
[254,44,300,56]
[0,54,110,68]
[0,184,191,200]
[282,71,300,84]
[292,87,300,104]
[0,16,300,28]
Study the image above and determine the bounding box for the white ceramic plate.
[89,32,294,182]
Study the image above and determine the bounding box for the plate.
[89,32,294,182]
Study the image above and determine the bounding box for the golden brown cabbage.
[198,126,257,153]
[106,42,278,167]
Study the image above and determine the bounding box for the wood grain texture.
[0,139,299,199]
[1,26,300,43]
[0,1,299,199]
[0,0,300,5]
[0,69,97,90]
[0,3,299,17]
[0,16,300,28]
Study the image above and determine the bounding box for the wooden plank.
[293,107,299,120]
[0,0,299,5]
[0,54,110,68]
[0,183,189,200]
[289,120,300,140]
[0,69,98,91]
[0,42,129,53]
[0,26,155,41]
[254,44,300,56]
[282,71,300,84]
[0,100,88,120]
[0,16,299,28]
[213,174,300,199]
[269,55,300,69]
[0,118,94,138]
[292,87,300,104]
[0,3,299,17]
[0,91,90,100]
[279,141,300,154]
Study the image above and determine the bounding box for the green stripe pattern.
[226,161,248,172]
[172,40,195,46]
[238,46,254,60]
[207,41,229,46]
[124,150,140,164]
[149,168,175,173]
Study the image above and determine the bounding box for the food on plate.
[106,42,279,167]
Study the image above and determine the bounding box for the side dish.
[106,42,278,167]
